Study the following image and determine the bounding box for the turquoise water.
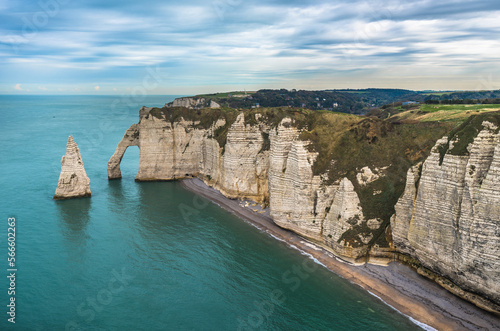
[0,95,421,330]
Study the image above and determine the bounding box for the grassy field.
[420,91,455,96]
[389,104,500,123]
[419,90,498,96]
[420,104,500,112]
[335,90,370,94]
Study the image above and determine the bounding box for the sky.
[1,0,500,95]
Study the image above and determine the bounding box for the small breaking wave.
[367,290,437,331]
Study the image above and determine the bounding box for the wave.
[366,290,437,331]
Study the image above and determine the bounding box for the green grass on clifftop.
[370,103,500,123]
[298,113,453,248]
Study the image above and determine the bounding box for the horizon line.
[1,88,499,97]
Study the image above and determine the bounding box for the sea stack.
[53,135,91,200]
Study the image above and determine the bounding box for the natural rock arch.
[107,124,139,179]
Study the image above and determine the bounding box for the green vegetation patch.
[334,121,450,219]
[240,106,344,130]
[420,91,455,96]
[278,109,456,249]
[299,115,453,248]
[420,104,500,113]
[149,106,238,129]
[259,132,270,153]
[369,103,500,124]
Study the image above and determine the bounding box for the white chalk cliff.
[109,107,500,313]
[165,97,220,109]
[54,135,91,200]
[391,122,500,313]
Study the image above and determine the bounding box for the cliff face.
[166,97,220,109]
[54,135,91,200]
[109,107,396,262]
[109,107,270,203]
[267,120,373,259]
[109,106,500,313]
[391,119,500,312]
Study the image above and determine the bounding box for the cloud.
[1,0,500,92]
[38,86,47,90]
[94,85,100,91]
[14,83,23,90]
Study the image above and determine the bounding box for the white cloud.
[2,1,500,91]
[38,86,48,90]
[14,83,23,91]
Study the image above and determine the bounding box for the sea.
[0,95,423,330]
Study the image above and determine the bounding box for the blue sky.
[1,0,500,94]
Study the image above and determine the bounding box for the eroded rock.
[391,122,500,312]
[54,135,91,200]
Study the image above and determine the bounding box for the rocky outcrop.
[210,100,221,108]
[215,114,270,202]
[390,162,421,256]
[391,122,500,312]
[54,135,91,200]
[165,97,220,109]
[268,120,323,241]
[356,166,381,186]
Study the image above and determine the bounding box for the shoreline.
[181,178,500,331]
